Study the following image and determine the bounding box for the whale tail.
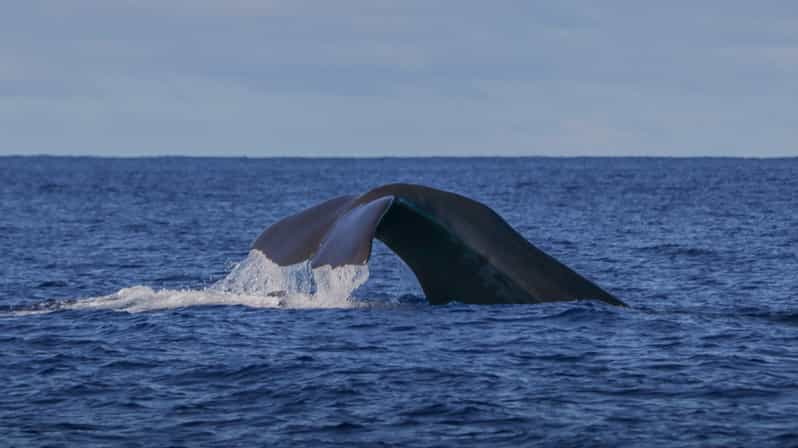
[253,184,625,306]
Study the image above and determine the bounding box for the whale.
[252,183,625,306]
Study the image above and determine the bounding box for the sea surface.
[1,156,797,447]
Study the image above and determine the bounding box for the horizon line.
[1,153,797,160]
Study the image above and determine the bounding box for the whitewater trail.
[10,251,370,315]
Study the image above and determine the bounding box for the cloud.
[1,1,796,156]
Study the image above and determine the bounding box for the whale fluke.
[252,184,625,306]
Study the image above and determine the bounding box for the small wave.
[634,243,717,258]
[35,280,69,288]
[538,301,623,323]
[8,251,370,315]
[737,309,798,327]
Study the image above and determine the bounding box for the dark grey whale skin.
[252,183,626,306]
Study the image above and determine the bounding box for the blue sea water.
[1,156,797,447]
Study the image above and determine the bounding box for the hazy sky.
[1,1,796,157]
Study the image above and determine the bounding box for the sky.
[1,1,796,157]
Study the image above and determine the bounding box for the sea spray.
[211,250,317,296]
[210,250,370,308]
[11,251,370,314]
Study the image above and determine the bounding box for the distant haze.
[1,1,796,157]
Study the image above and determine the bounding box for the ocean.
[1,156,797,446]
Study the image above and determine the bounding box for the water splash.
[10,251,370,314]
[210,250,370,308]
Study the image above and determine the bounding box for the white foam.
[14,251,370,314]
[66,285,284,313]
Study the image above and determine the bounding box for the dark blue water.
[1,157,797,446]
